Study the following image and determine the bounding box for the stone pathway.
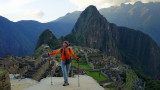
[11,75,105,90]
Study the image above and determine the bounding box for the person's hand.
[76,57,80,63]
[48,53,51,59]
[77,57,80,60]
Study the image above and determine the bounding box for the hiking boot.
[66,82,69,85]
[63,82,69,86]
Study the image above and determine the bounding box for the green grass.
[71,59,92,70]
[0,68,7,75]
[71,55,108,82]
[87,71,108,82]
[105,83,117,90]
[54,53,61,61]
[105,88,116,90]
[125,69,138,90]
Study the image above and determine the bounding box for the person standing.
[48,41,80,86]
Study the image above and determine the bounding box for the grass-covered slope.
[0,68,7,75]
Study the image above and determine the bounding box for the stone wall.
[0,72,11,90]
[32,60,50,81]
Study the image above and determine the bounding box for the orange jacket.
[49,48,79,61]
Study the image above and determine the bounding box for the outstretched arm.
[49,49,61,55]
[70,48,79,59]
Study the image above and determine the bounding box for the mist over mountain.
[64,5,160,79]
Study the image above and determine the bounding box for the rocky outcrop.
[64,5,160,78]
[32,60,50,81]
[0,69,11,90]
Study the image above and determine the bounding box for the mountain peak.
[85,5,97,11]
[0,16,12,23]
[134,1,143,6]
[72,5,107,34]
[80,5,100,18]
[34,29,60,50]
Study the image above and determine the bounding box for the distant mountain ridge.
[100,1,160,45]
[64,5,160,78]
[53,11,81,23]
[0,16,73,57]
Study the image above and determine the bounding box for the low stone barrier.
[0,72,11,90]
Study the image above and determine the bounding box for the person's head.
[62,41,69,48]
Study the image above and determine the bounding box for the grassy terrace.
[71,59,108,82]
[71,58,92,70]
[0,68,7,75]
[86,71,108,82]
[125,69,138,89]
[72,48,108,82]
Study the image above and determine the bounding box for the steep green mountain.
[64,5,160,78]
[52,2,160,46]
[35,29,60,50]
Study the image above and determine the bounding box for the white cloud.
[69,0,160,9]
[0,0,35,15]
[0,0,45,20]
[9,0,33,7]
[69,0,112,10]
[126,0,160,4]
[25,10,44,18]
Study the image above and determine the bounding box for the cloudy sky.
[0,0,159,22]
